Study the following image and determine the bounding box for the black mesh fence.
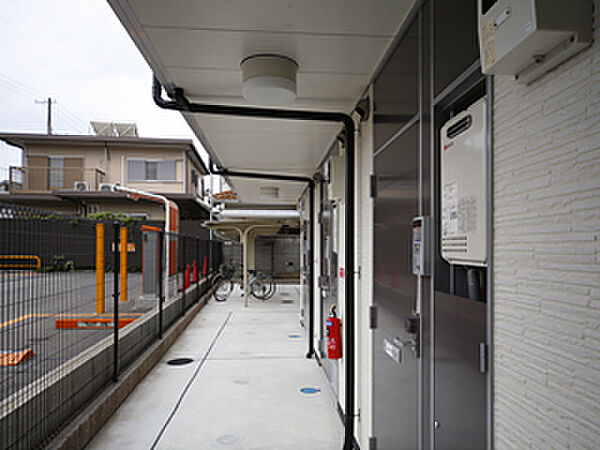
[0,202,221,449]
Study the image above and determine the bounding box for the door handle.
[392,336,417,352]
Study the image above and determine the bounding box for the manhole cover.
[216,435,239,445]
[300,387,321,394]
[166,358,194,366]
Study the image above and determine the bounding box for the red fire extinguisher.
[326,305,342,359]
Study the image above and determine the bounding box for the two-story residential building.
[0,133,210,221]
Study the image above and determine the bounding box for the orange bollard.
[192,260,198,283]
[184,264,190,289]
[202,256,207,277]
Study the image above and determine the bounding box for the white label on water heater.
[442,181,458,237]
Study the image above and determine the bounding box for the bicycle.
[211,262,276,302]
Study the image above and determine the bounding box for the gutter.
[153,76,356,449]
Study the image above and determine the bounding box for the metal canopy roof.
[109,0,417,204]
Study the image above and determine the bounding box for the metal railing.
[8,166,106,192]
[0,202,221,449]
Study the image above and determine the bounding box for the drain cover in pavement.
[166,358,194,366]
[234,379,249,385]
[217,435,239,445]
[300,387,321,394]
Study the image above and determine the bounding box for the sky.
[0,0,203,177]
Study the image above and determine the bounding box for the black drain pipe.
[213,168,316,360]
[153,76,356,450]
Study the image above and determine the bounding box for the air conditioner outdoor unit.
[440,97,487,267]
[99,183,113,192]
[74,181,89,191]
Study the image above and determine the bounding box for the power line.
[0,72,45,98]
[0,79,39,100]
[55,108,87,134]
[0,97,45,125]
[55,103,88,131]
[0,73,90,135]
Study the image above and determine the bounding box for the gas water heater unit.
[440,98,487,267]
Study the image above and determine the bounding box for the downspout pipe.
[212,167,316,361]
[153,77,355,450]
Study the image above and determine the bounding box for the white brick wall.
[493,3,600,448]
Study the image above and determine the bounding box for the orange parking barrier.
[192,260,198,283]
[0,255,41,270]
[56,317,136,330]
[0,348,35,366]
[202,256,207,276]
[141,225,161,232]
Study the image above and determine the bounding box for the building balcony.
[7,166,106,193]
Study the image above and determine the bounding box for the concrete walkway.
[86,285,343,450]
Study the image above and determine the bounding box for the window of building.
[127,159,176,182]
[48,157,65,188]
[146,161,158,180]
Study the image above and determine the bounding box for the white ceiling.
[109,0,417,204]
[227,176,304,205]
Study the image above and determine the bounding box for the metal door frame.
[428,1,494,445]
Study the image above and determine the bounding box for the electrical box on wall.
[329,155,345,200]
[440,98,487,267]
[478,0,592,84]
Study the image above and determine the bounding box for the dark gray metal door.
[433,291,486,449]
[373,123,420,449]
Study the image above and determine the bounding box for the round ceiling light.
[241,55,298,106]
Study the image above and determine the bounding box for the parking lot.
[0,270,151,402]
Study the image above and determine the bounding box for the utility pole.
[35,97,54,135]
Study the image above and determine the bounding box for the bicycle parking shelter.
[204,220,289,307]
